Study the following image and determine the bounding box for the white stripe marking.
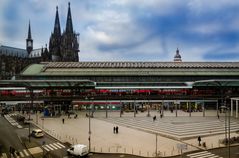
[196,154,215,158]
[57,142,65,148]
[49,143,58,150]
[190,153,213,158]
[53,143,62,149]
[209,156,220,158]
[45,144,54,151]
[19,151,24,157]
[187,151,208,156]
[14,152,20,158]
[42,146,50,152]
[23,149,29,156]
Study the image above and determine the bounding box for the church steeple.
[49,6,62,61]
[54,6,61,36]
[27,21,32,39]
[26,21,33,55]
[65,2,73,34]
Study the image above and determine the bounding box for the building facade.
[0,2,79,80]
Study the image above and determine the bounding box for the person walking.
[153,115,156,121]
[198,136,201,146]
[62,118,65,124]
[113,126,116,134]
[116,126,119,134]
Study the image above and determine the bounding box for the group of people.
[153,114,163,121]
[113,126,119,134]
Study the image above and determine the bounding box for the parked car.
[31,129,44,138]
[67,144,89,157]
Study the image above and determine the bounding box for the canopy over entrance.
[193,79,239,87]
[0,80,96,89]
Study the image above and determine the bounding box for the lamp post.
[221,104,230,158]
[147,94,150,117]
[88,97,92,153]
[28,88,34,142]
[155,134,158,157]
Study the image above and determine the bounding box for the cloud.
[1,0,239,61]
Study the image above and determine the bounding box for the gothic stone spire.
[54,6,61,36]
[65,2,73,34]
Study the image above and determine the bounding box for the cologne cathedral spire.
[60,2,79,62]
[65,2,73,34]
[49,2,79,62]
[49,6,62,61]
[54,6,61,36]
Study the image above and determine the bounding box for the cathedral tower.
[26,21,33,55]
[60,2,79,62]
[49,6,62,61]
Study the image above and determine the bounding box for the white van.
[31,129,44,138]
[67,144,89,157]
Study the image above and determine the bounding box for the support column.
[231,99,233,117]
[162,100,164,116]
[236,100,238,118]
[217,101,219,116]
[203,102,205,117]
[189,102,191,117]
[106,104,108,118]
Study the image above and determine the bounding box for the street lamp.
[87,96,94,153]
[220,104,230,158]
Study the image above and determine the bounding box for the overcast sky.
[1,0,239,61]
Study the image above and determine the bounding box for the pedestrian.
[116,126,119,134]
[62,118,64,124]
[153,115,156,121]
[74,114,78,119]
[197,136,201,146]
[113,126,116,134]
[160,114,163,118]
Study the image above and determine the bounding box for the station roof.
[21,62,239,76]
[44,62,239,68]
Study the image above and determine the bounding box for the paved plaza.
[28,110,239,157]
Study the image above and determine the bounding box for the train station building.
[0,57,238,118]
